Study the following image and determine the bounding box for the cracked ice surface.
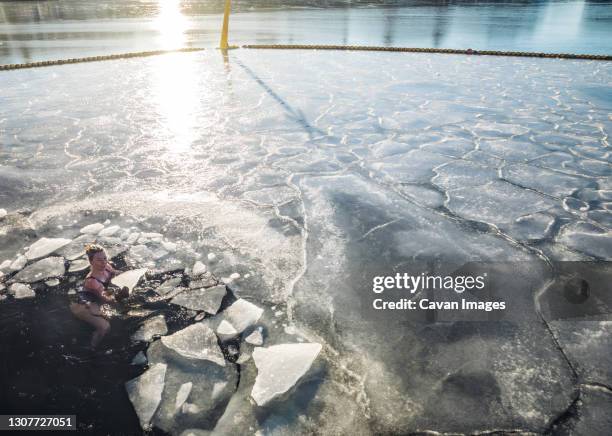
[1,50,611,433]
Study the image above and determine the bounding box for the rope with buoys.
[1,44,610,71]
[0,48,205,71]
[242,44,612,61]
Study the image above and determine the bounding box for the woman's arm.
[84,278,116,304]
[106,263,121,277]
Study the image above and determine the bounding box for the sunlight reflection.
[154,0,188,50]
[151,53,201,153]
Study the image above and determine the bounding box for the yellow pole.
[220,0,231,50]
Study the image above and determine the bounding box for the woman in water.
[70,244,124,348]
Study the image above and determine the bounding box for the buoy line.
[0,48,205,71]
[242,44,612,61]
[1,44,610,71]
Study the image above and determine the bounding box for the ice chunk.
[98,225,121,237]
[132,315,168,342]
[146,338,238,433]
[112,268,147,293]
[229,272,241,280]
[191,261,207,277]
[126,363,167,430]
[171,285,226,314]
[9,283,35,299]
[222,299,264,334]
[131,351,147,365]
[138,232,163,244]
[12,257,65,283]
[251,343,322,406]
[69,258,90,273]
[175,382,192,411]
[10,255,27,272]
[236,351,252,364]
[80,223,105,234]
[0,209,6,219]
[162,241,177,252]
[45,278,60,287]
[245,329,263,346]
[128,245,155,265]
[211,382,228,400]
[0,259,12,274]
[25,237,72,261]
[207,253,217,262]
[189,272,218,289]
[161,322,226,366]
[156,277,182,295]
[216,320,238,342]
[126,232,140,244]
[55,234,94,261]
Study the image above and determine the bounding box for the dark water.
[1,0,611,64]
[0,254,210,435]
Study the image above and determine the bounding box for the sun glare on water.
[154,0,188,50]
[152,53,202,154]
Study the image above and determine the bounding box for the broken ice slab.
[191,261,207,277]
[9,255,27,272]
[125,363,167,431]
[25,237,72,261]
[174,382,192,411]
[131,351,147,365]
[138,232,163,244]
[170,285,226,314]
[146,338,238,434]
[68,258,90,273]
[98,225,121,237]
[216,320,238,342]
[222,298,264,334]
[55,234,95,261]
[11,257,65,283]
[131,315,168,342]
[128,245,156,266]
[160,322,226,366]
[112,268,147,293]
[188,272,218,289]
[0,259,11,274]
[9,282,35,299]
[80,223,105,235]
[245,328,264,346]
[125,232,140,245]
[156,277,182,295]
[251,343,322,406]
